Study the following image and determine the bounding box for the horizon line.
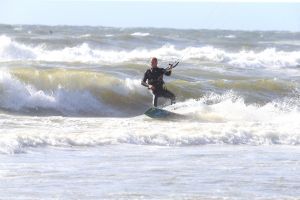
[1,23,299,33]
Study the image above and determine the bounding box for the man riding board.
[141,57,176,107]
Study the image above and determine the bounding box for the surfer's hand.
[166,64,173,71]
[148,85,155,90]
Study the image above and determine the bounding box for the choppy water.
[0,24,299,199]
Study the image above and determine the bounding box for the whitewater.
[0,24,300,199]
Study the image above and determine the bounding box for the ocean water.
[0,24,300,199]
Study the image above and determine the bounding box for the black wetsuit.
[141,67,176,107]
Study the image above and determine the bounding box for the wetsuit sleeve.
[141,70,149,87]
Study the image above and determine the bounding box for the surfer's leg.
[152,95,158,107]
[162,88,176,105]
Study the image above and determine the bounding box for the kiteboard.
[144,107,177,119]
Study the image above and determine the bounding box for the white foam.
[0,35,36,60]
[0,92,299,154]
[130,32,150,37]
[224,34,236,39]
[167,92,300,124]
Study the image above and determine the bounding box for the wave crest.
[1,35,300,68]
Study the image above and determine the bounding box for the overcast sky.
[1,0,300,31]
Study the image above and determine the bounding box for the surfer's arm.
[141,81,155,90]
[163,67,172,76]
[141,71,150,88]
[141,81,149,87]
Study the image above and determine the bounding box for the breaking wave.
[0,67,299,116]
[0,68,149,116]
[1,35,300,68]
[0,92,299,154]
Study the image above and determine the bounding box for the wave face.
[0,24,299,150]
[0,68,150,116]
[0,67,298,116]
